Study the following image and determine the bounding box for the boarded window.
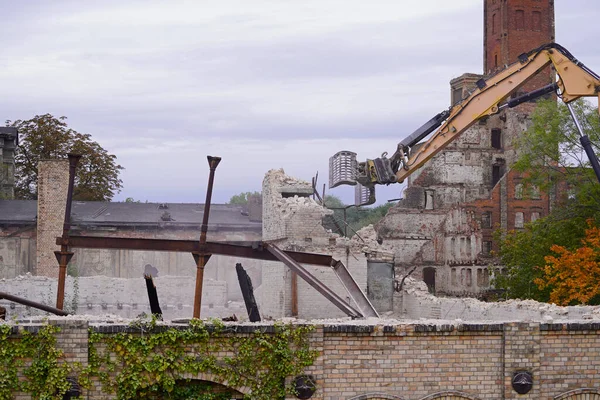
[491,128,502,149]
[492,13,498,34]
[515,212,524,228]
[531,212,540,222]
[482,212,492,229]
[532,11,542,31]
[515,10,525,30]
[515,183,523,199]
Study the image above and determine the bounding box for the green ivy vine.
[82,317,318,400]
[0,323,77,400]
[0,317,318,400]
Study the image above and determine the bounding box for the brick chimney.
[483,0,555,93]
[36,160,69,278]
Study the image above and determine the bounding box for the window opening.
[491,128,502,149]
[515,212,524,229]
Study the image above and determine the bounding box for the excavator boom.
[330,43,600,202]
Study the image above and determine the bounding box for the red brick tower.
[483,0,555,92]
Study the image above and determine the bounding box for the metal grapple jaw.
[356,152,400,188]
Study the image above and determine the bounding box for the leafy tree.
[8,114,123,201]
[495,98,600,300]
[512,98,600,212]
[323,195,394,237]
[227,191,261,205]
[493,213,588,301]
[535,220,600,305]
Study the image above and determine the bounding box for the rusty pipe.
[1,292,69,316]
[56,154,80,310]
[199,156,221,245]
[62,154,82,237]
[193,156,221,319]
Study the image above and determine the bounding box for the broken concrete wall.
[257,169,392,319]
[0,274,246,320]
[394,276,599,322]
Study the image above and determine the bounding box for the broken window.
[424,190,434,210]
[492,159,505,186]
[466,269,472,287]
[481,212,492,229]
[532,11,542,31]
[515,10,525,30]
[515,183,524,199]
[483,241,493,255]
[491,128,502,149]
[515,212,524,229]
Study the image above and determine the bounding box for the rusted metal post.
[192,156,221,319]
[56,154,81,310]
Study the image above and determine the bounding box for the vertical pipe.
[56,154,81,310]
[566,103,600,184]
[193,156,221,319]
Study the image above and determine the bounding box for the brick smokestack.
[483,0,555,93]
[36,160,69,278]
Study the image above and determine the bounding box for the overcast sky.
[2,1,599,205]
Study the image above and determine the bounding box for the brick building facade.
[375,0,557,297]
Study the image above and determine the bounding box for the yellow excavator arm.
[332,43,600,203]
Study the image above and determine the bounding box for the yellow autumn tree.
[535,220,600,305]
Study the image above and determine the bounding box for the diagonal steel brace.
[265,243,363,318]
[331,260,380,318]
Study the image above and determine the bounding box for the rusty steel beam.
[56,154,81,310]
[1,292,69,316]
[57,236,334,266]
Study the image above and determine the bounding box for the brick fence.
[5,319,600,399]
